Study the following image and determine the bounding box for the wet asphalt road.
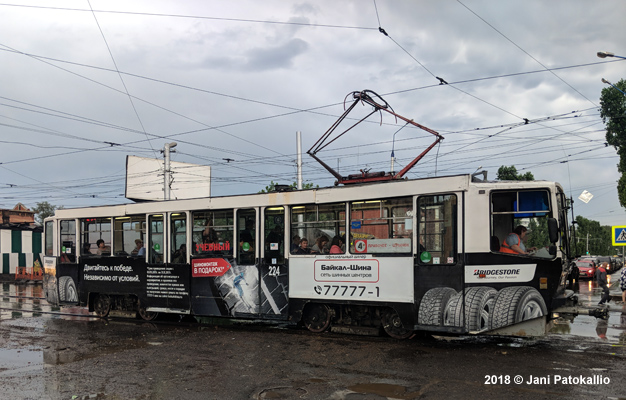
[0,278,625,400]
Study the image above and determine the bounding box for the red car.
[575,259,596,279]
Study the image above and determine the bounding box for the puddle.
[345,383,420,399]
[0,348,43,376]
[550,273,626,344]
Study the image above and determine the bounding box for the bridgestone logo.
[474,269,520,276]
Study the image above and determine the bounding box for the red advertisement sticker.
[192,258,231,277]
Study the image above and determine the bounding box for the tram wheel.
[303,303,332,333]
[382,309,414,339]
[94,294,111,318]
[137,300,158,321]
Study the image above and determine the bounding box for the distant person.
[620,266,626,305]
[596,262,610,306]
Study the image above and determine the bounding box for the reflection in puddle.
[0,348,43,376]
[550,274,626,344]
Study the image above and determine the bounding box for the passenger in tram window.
[173,244,187,263]
[240,219,255,243]
[290,235,301,254]
[82,242,92,255]
[311,235,329,254]
[295,238,312,254]
[131,239,145,256]
[329,236,344,254]
[96,239,110,255]
[265,225,283,260]
[202,222,219,244]
[239,219,256,263]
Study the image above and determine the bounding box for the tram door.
[225,208,259,315]
[260,207,289,319]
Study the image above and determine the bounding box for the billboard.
[125,155,211,201]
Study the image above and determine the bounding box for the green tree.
[497,165,534,181]
[526,218,549,249]
[599,78,626,207]
[571,216,612,256]
[32,201,62,225]
[259,181,319,193]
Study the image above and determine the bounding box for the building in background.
[0,203,43,278]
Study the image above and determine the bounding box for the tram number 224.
[314,285,380,297]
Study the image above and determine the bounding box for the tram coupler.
[552,303,609,320]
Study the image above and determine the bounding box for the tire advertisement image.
[418,285,547,333]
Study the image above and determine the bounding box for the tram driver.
[499,225,537,255]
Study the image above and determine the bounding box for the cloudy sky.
[1,0,626,227]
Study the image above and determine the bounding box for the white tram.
[43,173,574,338]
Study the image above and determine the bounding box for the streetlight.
[598,51,626,96]
[597,51,626,60]
[601,78,626,96]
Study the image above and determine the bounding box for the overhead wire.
[456,0,598,108]
[0,2,619,214]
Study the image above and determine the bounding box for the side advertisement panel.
[63,258,191,310]
[289,255,414,303]
[416,263,547,333]
[190,258,289,319]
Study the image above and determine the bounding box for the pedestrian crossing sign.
[612,226,626,246]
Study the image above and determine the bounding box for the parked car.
[574,259,596,279]
[612,255,623,271]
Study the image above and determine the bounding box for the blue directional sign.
[612,226,626,246]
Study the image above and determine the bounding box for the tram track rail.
[0,290,200,326]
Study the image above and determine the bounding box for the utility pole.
[163,142,177,200]
[296,132,302,190]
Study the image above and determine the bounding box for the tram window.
[350,197,413,254]
[264,207,284,264]
[171,213,187,264]
[148,215,164,264]
[192,210,234,257]
[81,218,111,256]
[45,221,54,256]
[491,190,554,258]
[237,209,256,264]
[290,203,345,255]
[113,216,145,257]
[59,220,76,263]
[418,195,457,265]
